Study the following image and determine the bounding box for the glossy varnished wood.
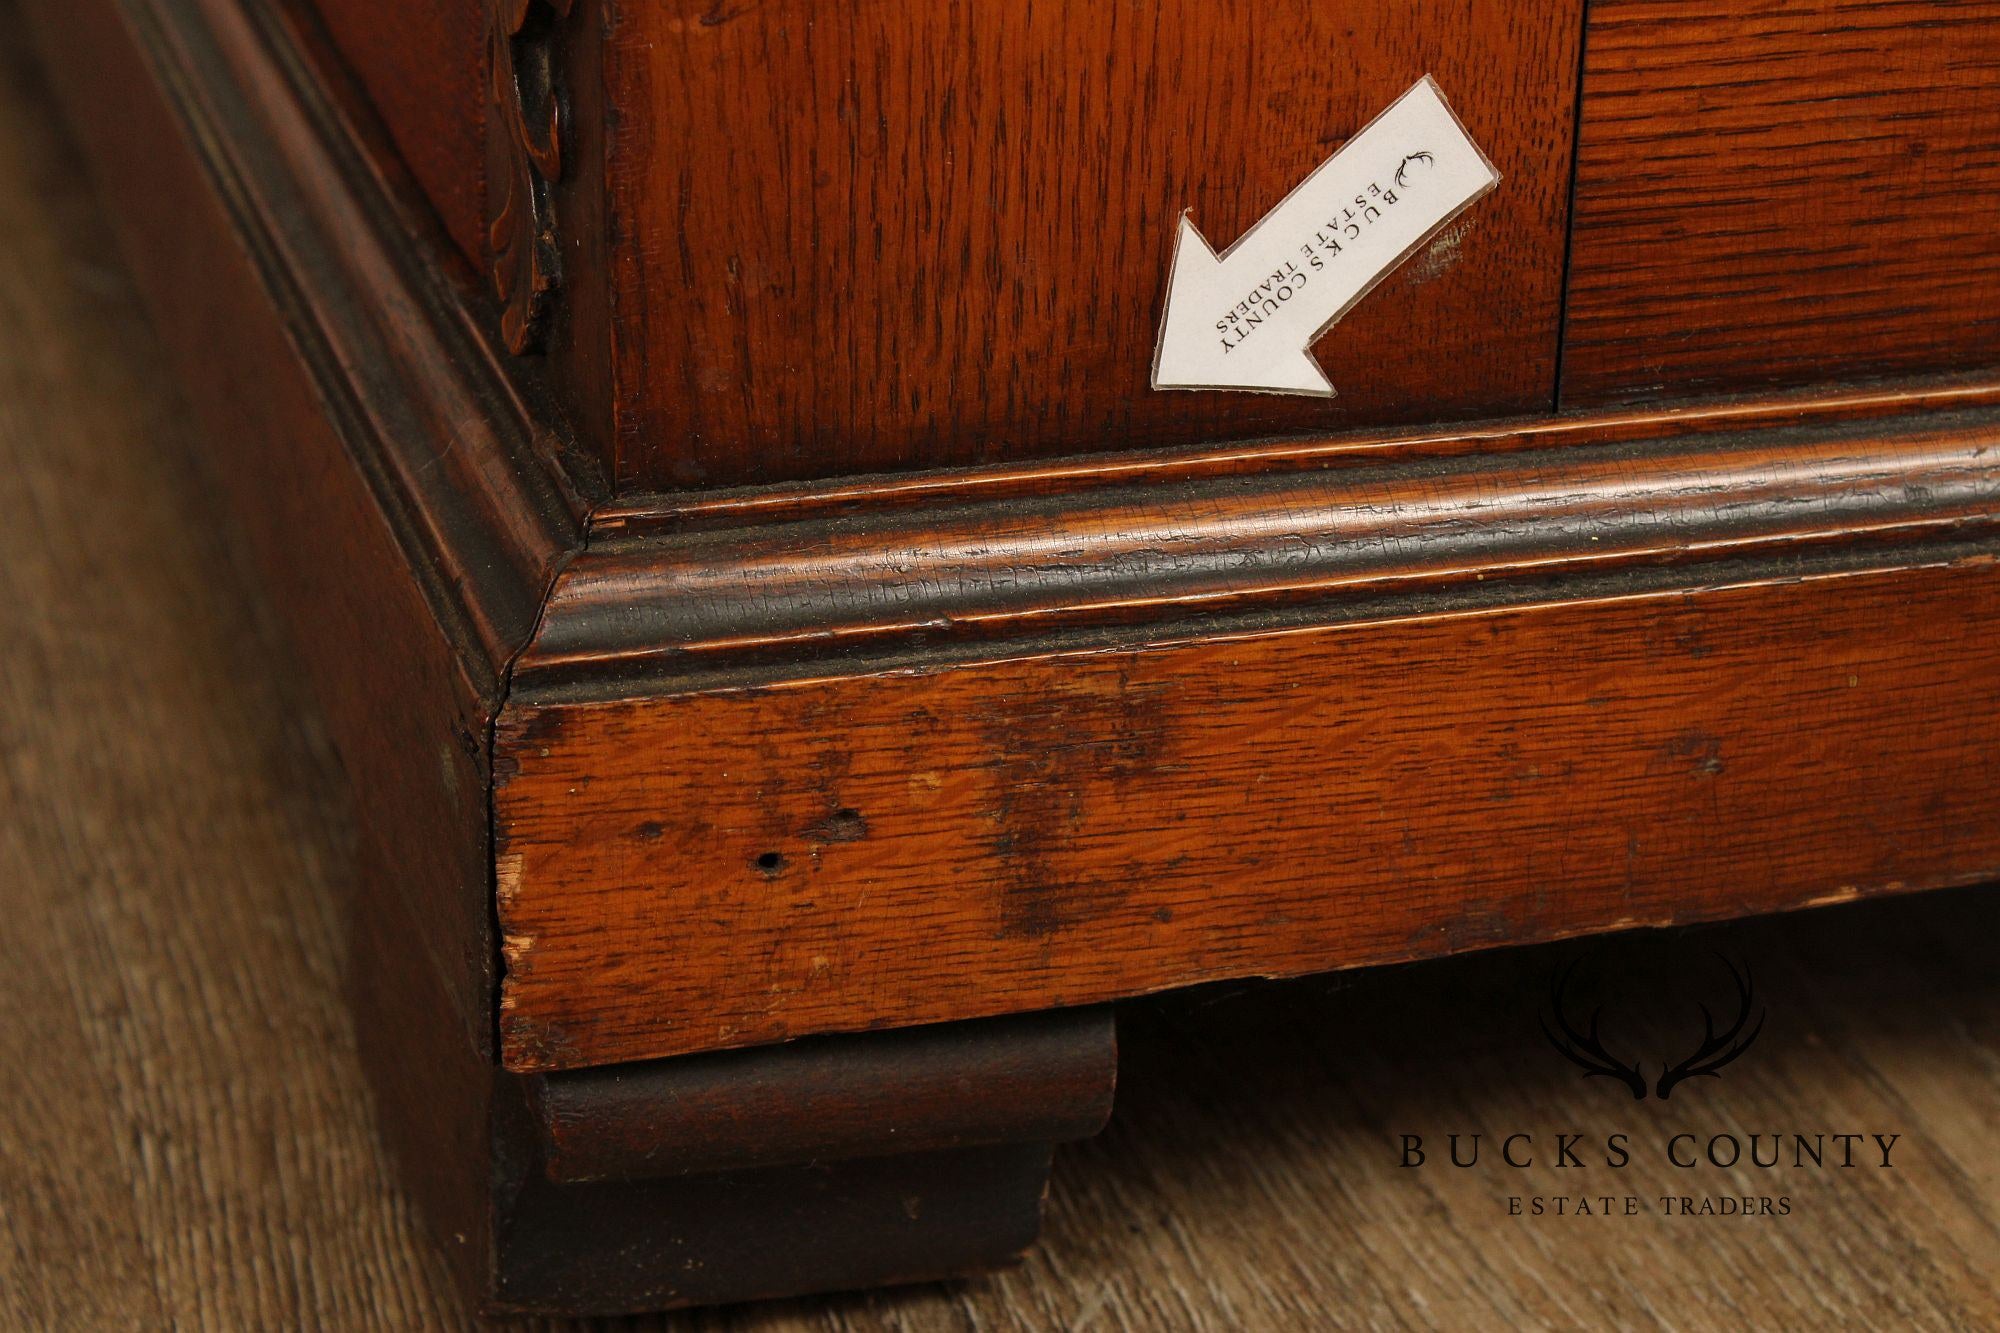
[1561,0,2000,405]
[591,377,2000,529]
[519,410,2000,680]
[593,0,1583,487]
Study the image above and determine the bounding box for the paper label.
[1151,76,1499,397]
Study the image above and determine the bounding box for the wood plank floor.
[3,22,1997,1331]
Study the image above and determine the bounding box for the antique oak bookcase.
[26,0,2000,1314]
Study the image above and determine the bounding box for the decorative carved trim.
[488,0,574,355]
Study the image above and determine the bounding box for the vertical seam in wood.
[1552,0,1597,413]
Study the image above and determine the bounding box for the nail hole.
[754,850,786,875]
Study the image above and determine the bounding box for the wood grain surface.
[22,0,582,1068]
[583,375,2000,532]
[10,14,2000,1330]
[596,0,1583,488]
[1561,0,2000,405]
[497,556,2000,1071]
[6,68,2000,1320]
[521,413,2000,678]
[306,0,488,264]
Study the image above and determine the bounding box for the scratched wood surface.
[1560,0,2000,406]
[10,20,2000,1331]
[596,0,1582,488]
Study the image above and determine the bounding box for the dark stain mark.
[1642,619,1711,664]
[1417,904,1517,955]
[1666,729,1725,776]
[632,820,666,842]
[501,1013,583,1068]
[980,676,1169,939]
[807,807,869,844]
[504,707,569,750]
[493,708,568,784]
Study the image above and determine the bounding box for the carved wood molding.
[514,390,2000,700]
[488,0,574,355]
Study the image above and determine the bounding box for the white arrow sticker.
[1151,76,1498,397]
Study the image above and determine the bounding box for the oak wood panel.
[600,0,1584,488]
[1561,0,2000,405]
[495,555,2000,1070]
[306,0,488,265]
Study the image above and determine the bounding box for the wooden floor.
[4,24,1998,1331]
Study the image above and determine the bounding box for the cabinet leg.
[488,1007,1117,1313]
[494,1143,1064,1315]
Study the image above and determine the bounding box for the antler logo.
[1540,958,1648,1099]
[1394,151,1435,189]
[1541,953,1765,1100]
